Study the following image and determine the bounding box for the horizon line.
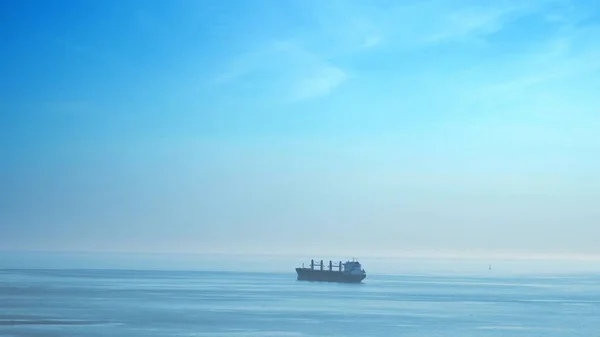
[2,249,600,262]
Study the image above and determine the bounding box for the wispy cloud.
[216,40,347,102]
[462,23,600,105]
[212,2,387,102]
[316,0,578,49]
[307,0,533,49]
[422,3,522,44]
[290,66,347,102]
[214,0,593,104]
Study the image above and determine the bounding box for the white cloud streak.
[216,40,348,102]
[215,0,596,105]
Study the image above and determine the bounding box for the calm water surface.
[1,269,599,336]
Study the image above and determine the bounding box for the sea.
[1,254,600,336]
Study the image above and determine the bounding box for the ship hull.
[295,268,366,283]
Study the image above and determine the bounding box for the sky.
[1,0,600,260]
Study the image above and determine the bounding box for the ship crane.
[295,258,366,283]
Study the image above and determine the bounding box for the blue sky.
[1,0,599,259]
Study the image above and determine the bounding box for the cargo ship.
[295,259,366,283]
